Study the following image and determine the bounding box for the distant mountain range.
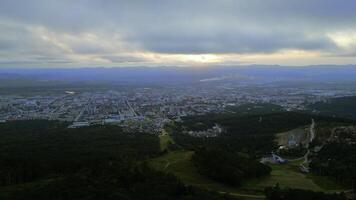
[1,65,356,86]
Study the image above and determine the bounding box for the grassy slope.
[148,150,265,200]
[0,178,59,199]
[241,160,321,191]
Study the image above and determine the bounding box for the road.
[125,98,137,116]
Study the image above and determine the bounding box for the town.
[1,83,355,134]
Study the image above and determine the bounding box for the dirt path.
[163,160,170,170]
[303,119,315,164]
[287,119,315,163]
[309,118,316,143]
[218,191,265,199]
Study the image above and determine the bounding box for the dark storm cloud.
[136,30,335,54]
[0,0,356,66]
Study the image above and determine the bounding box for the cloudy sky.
[1,0,356,68]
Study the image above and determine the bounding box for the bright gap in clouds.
[328,31,356,49]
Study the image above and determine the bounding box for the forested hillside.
[192,147,271,186]
[174,112,353,156]
[308,96,356,120]
[0,120,232,200]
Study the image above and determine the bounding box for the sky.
[1,0,356,68]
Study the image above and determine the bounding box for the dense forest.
[308,96,356,120]
[0,120,159,186]
[0,120,233,200]
[169,123,276,158]
[181,112,351,134]
[308,123,356,190]
[309,142,356,188]
[225,103,285,116]
[173,112,353,157]
[3,161,233,200]
[265,185,346,200]
[192,147,271,186]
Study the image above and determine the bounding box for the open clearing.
[275,127,307,147]
[246,159,345,192]
[241,160,322,191]
[159,129,174,151]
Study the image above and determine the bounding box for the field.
[241,160,321,191]
[159,129,174,151]
[275,127,308,147]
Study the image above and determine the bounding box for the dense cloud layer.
[0,0,356,67]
